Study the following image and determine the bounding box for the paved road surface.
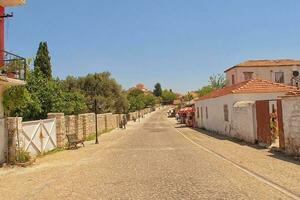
[0,108,299,200]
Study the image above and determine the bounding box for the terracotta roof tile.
[284,90,300,97]
[196,79,298,101]
[225,59,300,72]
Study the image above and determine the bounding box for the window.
[243,72,253,81]
[231,74,235,85]
[275,72,284,83]
[223,104,229,121]
[197,107,200,118]
[200,107,203,119]
[205,107,208,119]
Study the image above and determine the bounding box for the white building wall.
[226,66,300,86]
[231,102,256,143]
[282,96,300,155]
[195,92,285,143]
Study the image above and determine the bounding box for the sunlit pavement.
[0,108,299,200]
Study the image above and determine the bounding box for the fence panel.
[21,119,57,155]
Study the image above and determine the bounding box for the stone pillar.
[5,117,22,164]
[48,113,65,148]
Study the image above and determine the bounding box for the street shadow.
[187,127,300,165]
[267,150,300,165]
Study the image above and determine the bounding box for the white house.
[194,79,297,144]
[225,59,300,87]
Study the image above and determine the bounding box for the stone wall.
[97,114,106,133]
[5,117,22,164]
[1,107,155,164]
[65,115,76,136]
[282,96,300,155]
[83,113,96,139]
[75,115,84,140]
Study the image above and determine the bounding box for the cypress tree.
[34,42,52,79]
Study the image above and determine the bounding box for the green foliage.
[195,74,226,98]
[183,92,194,101]
[3,85,42,120]
[209,73,226,89]
[196,85,214,97]
[153,83,162,97]
[3,70,87,120]
[161,89,176,105]
[61,72,128,114]
[128,88,145,112]
[144,94,156,107]
[34,42,52,80]
[16,148,31,163]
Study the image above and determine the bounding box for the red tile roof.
[284,90,300,97]
[196,79,298,101]
[225,59,300,72]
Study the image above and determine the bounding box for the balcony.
[0,0,25,7]
[0,50,26,81]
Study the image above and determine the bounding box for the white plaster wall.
[231,103,256,143]
[226,66,300,86]
[195,92,285,143]
[282,96,300,155]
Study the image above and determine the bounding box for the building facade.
[225,59,300,87]
[195,79,296,144]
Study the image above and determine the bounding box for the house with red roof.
[225,59,300,87]
[194,79,297,145]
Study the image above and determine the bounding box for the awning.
[179,107,195,114]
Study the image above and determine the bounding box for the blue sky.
[5,0,300,92]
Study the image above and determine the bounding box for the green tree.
[127,88,145,112]
[184,92,194,101]
[144,94,156,107]
[3,70,87,120]
[62,72,129,114]
[209,73,226,89]
[161,89,176,105]
[153,83,162,97]
[34,42,52,79]
[3,86,42,120]
[196,85,214,97]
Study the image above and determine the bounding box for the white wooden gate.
[21,119,57,155]
[0,119,7,163]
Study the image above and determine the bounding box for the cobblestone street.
[0,108,299,200]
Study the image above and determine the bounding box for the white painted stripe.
[174,127,300,200]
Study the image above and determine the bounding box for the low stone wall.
[97,114,106,133]
[2,107,155,163]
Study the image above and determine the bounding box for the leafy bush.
[15,148,31,163]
